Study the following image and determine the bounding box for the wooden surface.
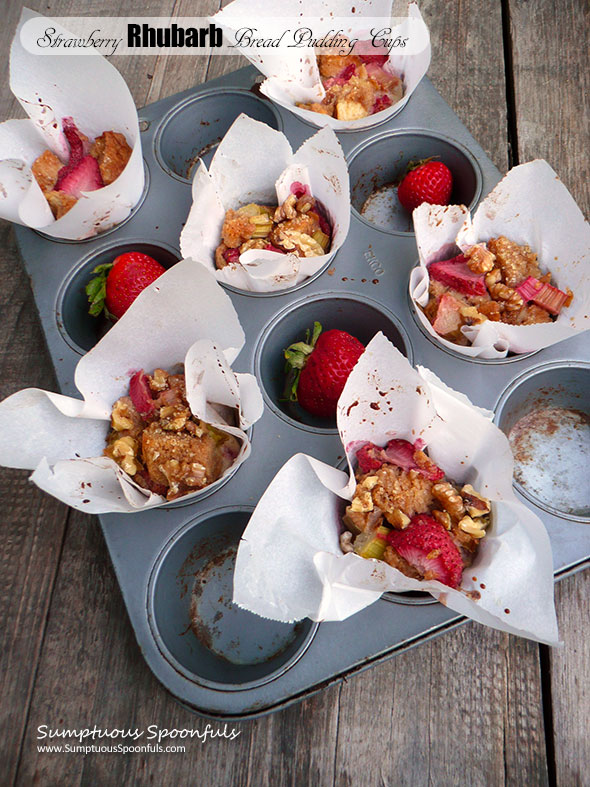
[0,1,588,785]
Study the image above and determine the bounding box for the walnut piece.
[432,482,465,520]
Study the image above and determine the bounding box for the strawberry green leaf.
[281,321,323,402]
[85,262,113,318]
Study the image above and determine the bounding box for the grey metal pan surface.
[15,65,590,719]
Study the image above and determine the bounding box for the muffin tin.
[14,65,590,719]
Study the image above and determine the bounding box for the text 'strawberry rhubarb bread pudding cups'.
[410,160,590,359]
[213,0,431,131]
[0,10,144,239]
[180,115,350,293]
[232,334,559,644]
[0,262,263,512]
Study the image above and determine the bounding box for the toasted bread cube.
[335,100,368,121]
[31,150,63,193]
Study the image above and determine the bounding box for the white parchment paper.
[212,1,431,131]
[180,114,350,291]
[234,332,559,644]
[410,160,590,359]
[0,260,263,513]
[0,8,144,239]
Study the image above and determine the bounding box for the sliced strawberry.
[432,293,464,336]
[62,117,86,166]
[428,254,487,296]
[359,53,389,65]
[356,439,444,481]
[357,443,387,473]
[264,243,286,254]
[223,247,241,264]
[387,514,464,588]
[372,94,393,113]
[56,155,103,198]
[290,181,309,198]
[516,276,568,315]
[129,370,155,417]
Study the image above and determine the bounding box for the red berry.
[105,252,166,319]
[398,160,453,212]
[283,324,364,418]
[387,514,464,588]
[56,156,103,197]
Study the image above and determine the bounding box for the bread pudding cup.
[180,115,350,293]
[212,1,431,131]
[232,333,559,644]
[0,261,263,512]
[410,160,590,359]
[0,10,144,240]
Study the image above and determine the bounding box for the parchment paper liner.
[180,114,350,292]
[0,9,144,240]
[410,160,590,359]
[233,332,559,644]
[212,1,431,131]
[0,260,263,513]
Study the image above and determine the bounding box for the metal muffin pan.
[14,65,590,719]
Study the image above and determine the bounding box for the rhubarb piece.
[516,276,569,315]
[129,370,155,417]
[354,525,391,560]
[387,514,464,588]
[428,254,487,297]
[431,293,464,336]
[56,155,104,198]
[312,230,330,251]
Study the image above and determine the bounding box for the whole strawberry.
[283,322,364,417]
[397,159,453,212]
[86,252,166,320]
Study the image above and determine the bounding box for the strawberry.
[397,159,453,212]
[61,117,86,167]
[283,322,364,417]
[387,514,464,588]
[428,254,487,296]
[56,156,103,198]
[356,439,444,481]
[129,370,155,417]
[86,252,166,320]
[372,94,393,113]
[432,293,464,336]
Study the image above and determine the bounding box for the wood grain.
[509,0,590,781]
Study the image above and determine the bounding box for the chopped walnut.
[273,228,324,257]
[488,282,524,312]
[274,194,298,222]
[465,244,495,274]
[461,484,491,517]
[485,268,503,288]
[432,509,452,530]
[432,482,465,520]
[458,515,487,539]
[487,236,541,287]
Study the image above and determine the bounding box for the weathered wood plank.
[509,0,590,782]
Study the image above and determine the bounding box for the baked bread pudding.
[215,183,332,269]
[341,439,490,589]
[297,51,403,120]
[31,117,132,219]
[422,236,573,346]
[105,367,240,501]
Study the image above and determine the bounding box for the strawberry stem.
[282,321,322,402]
[85,262,113,318]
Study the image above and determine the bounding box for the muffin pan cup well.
[14,64,590,719]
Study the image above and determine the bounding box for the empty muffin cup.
[57,240,180,354]
[155,89,282,182]
[255,292,412,432]
[347,130,482,234]
[147,507,318,689]
[495,361,590,520]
